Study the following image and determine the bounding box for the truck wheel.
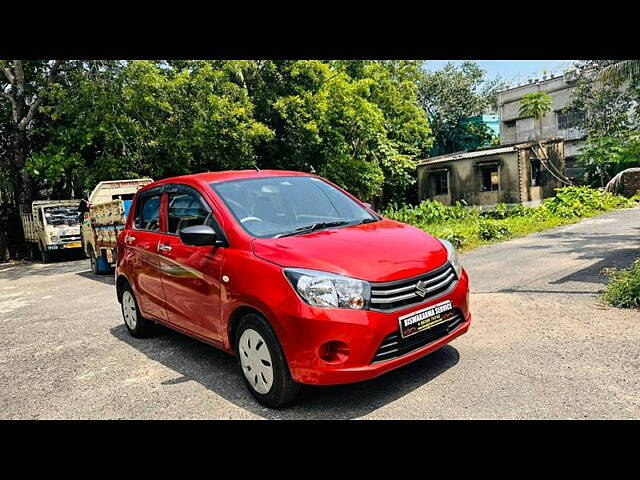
[89,250,110,275]
[234,313,301,408]
[40,248,52,264]
[121,286,154,338]
[89,251,99,274]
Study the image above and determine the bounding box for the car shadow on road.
[109,323,459,419]
[76,270,115,286]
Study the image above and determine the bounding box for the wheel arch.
[227,305,279,355]
[115,274,132,304]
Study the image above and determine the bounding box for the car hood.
[251,219,448,283]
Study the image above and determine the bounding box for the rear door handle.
[125,235,136,244]
[157,243,172,253]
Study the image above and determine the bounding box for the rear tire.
[89,248,110,275]
[121,285,154,338]
[235,313,301,408]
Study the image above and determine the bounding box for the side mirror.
[179,225,224,247]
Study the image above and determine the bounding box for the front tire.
[121,285,154,338]
[40,247,52,264]
[235,313,301,408]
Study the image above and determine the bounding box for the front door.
[157,184,225,342]
[127,190,167,321]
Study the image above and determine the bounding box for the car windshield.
[211,176,378,238]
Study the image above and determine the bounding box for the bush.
[383,199,476,225]
[478,220,512,241]
[480,202,529,220]
[601,258,640,309]
[436,227,469,249]
[539,186,632,218]
[382,186,635,251]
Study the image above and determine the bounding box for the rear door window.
[134,195,161,232]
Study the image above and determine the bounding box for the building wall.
[499,74,586,159]
[418,152,521,206]
[418,141,565,206]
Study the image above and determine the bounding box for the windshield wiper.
[274,221,349,238]
[353,217,378,226]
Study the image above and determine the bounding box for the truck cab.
[21,200,83,263]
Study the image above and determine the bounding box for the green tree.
[239,60,432,205]
[598,60,640,84]
[578,134,640,187]
[0,60,63,211]
[417,61,495,156]
[566,60,640,185]
[566,61,637,138]
[518,92,553,140]
[30,60,273,198]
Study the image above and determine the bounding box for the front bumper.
[46,243,82,250]
[281,269,471,385]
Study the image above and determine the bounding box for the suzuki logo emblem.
[415,280,428,297]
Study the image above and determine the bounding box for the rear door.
[126,188,167,321]
[157,184,226,342]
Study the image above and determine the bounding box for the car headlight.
[50,236,59,243]
[284,268,370,309]
[438,238,462,277]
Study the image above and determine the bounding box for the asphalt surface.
[1,207,639,419]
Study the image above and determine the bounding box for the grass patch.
[383,186,639,252]
[601,258,640,309]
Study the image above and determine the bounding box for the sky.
[424,60,578,85]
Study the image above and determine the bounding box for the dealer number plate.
[398,300,454,338]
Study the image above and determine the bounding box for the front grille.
[369,262,457,312]
[60,235,81,242]
[371,308,464,364]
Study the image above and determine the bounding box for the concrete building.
[498,70,586,179]
[417,138,565,206]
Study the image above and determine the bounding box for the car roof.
[143,170,316,190]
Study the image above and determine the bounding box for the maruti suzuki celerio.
[115,170,471,407]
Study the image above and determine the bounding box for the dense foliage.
[565,60,640,186]
[2,60,435,210]
[417,62,504,156]
[383,186,639,249]
[601,258,640,309]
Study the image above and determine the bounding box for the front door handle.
[157,243,172,253]
[125,235,136,244]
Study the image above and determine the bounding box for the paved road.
[1,208,639,419]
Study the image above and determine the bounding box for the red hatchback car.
[115,170,471,407]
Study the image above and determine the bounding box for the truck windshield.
[43,206,79,226]
[211,176,378,238]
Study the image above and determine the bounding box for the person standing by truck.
[21,201,83,263]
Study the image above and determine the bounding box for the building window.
[431,171,449,195]
[557,110,584,130]
[531,159,542,186]
[504,120,516,128]
[479,164,499,192]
